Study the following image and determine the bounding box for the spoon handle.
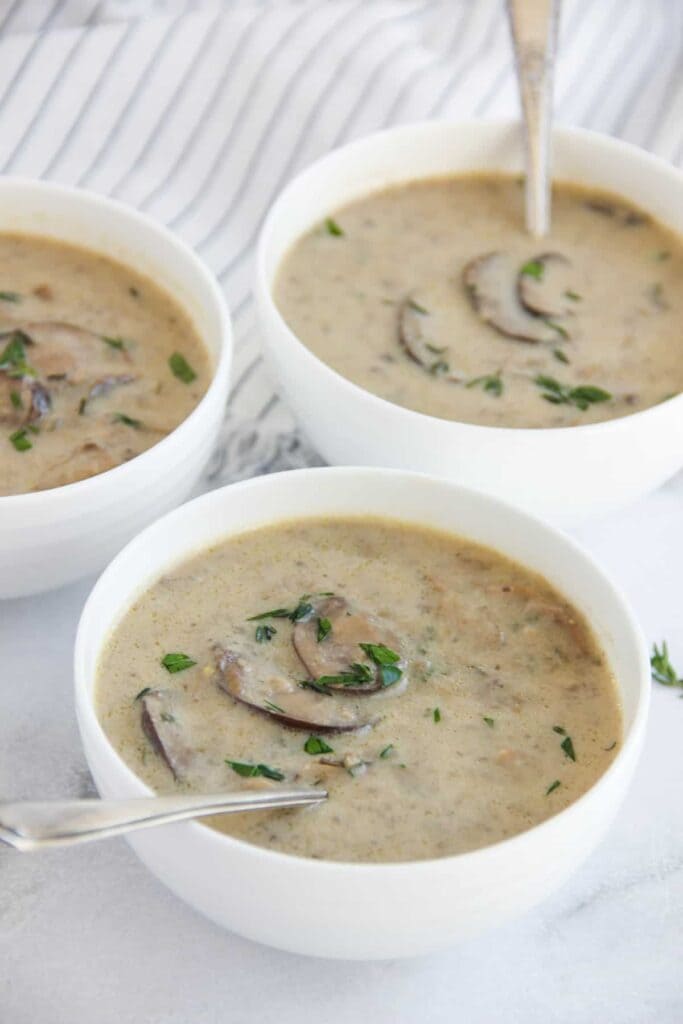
[0,789,327,851]
[507,0,560,238]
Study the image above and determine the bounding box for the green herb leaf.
[569,385,612,405]
[545,779,561,795]
[247,607,292,621]
[133,686,152,702]
[561,735,576,761]
[9,428,31,452]
[552,725,566,735]
[161,652,196,673]
[304,735,334,755]
[543,318,570,339]
[307,662,375,690]
[379,744,394,759]
[169,351,197,384]
[650,641,683,687]
[534,374,612,410]
[225,760,285,781]
[553,348,570,364]
[359,643,400,666]
[407,298,428,315]
[0,331,35,378]
[520,259,544,280]
[299,679,333,695]
[290,600,314,623]
[263,699,284,713]
[483,716,495,728]
[9,389,22,409]
[317,616,331,642]
[102,335,126,350]
[433,707,441,723]
[379,664,402,687]
[0,291,20,303]
[325,217,344,237]
[255,624,277,643]
[564,290,582,301]
[467,371,503,397]
[113,411,142,428]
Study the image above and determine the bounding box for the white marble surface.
[1,473,682,1024]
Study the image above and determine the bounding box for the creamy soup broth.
[96,518,622,864]
[0,233,210,495]
[275,175,683,427]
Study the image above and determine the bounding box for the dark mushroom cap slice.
[17,321,131,383]
[214,644,372,732]
[293,595,406,695]
[140,689,194,781]
[463,252,566,344]
[398,298,462,380]
[517,253,575,318]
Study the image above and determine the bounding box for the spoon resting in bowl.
[0,788,327,851]
[507,0,560,237]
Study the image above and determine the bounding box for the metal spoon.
[0,788,327,851]
[506,0,561,237]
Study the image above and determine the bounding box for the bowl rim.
[255,118,683,438]
[0,175,232,509]
[75,465,651,876]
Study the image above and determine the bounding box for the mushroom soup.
[0,233,210,495]
[96,517,622,864]
[275,175,683,427]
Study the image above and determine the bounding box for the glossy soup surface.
[96,517,622,864]
[275,175,683,427]
[0,233,210,495]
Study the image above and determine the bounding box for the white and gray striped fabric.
[0,0,681,486]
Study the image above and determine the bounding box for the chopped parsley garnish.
[9,428,31,452]
[113,411,142,428]
[552,725,566,735]
[0,291,20,303]
[133,686,152,702]
[255,624,277,643]
[650,641,683,688]
[102,335,126,350]
[317,616,331,642]
[553,348,570,364]
[545,780,561,795]
[564,290,581,301]
[263,699,284,713]
[359,642,403,688]
[225,760,285,781]
[161,652,197,673]
[520,259,544,280]
[247,596,320,623]
[534,374,612,410]
[483,716,495,728]
[467,371,503,397]
[379,744,394,759]
[169,352,197,384]
[561,735,576,761]
[302,662,374,692]
[304,735,334,755]
[543,318,569,340]
[433,707,441,723]
[9,389,22,409]
[325,217,344,237]
[407,298,428,315]
[0,331,35,378]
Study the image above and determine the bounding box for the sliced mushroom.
[17,321,130,382]
[517,253,575,318]
[26,380,52,423]
[397,298,461,379]
[293,595,406,694]
[463,252,567,343]
[214,644,371,732]
[80,373,135,413]
[140,689,194,781]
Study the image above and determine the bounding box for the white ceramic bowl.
[74,467,649,960]
[0,178,231,598]
[255,121,683,526]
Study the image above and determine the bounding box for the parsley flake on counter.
[161,652,197,673]
[651,641,683,688]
